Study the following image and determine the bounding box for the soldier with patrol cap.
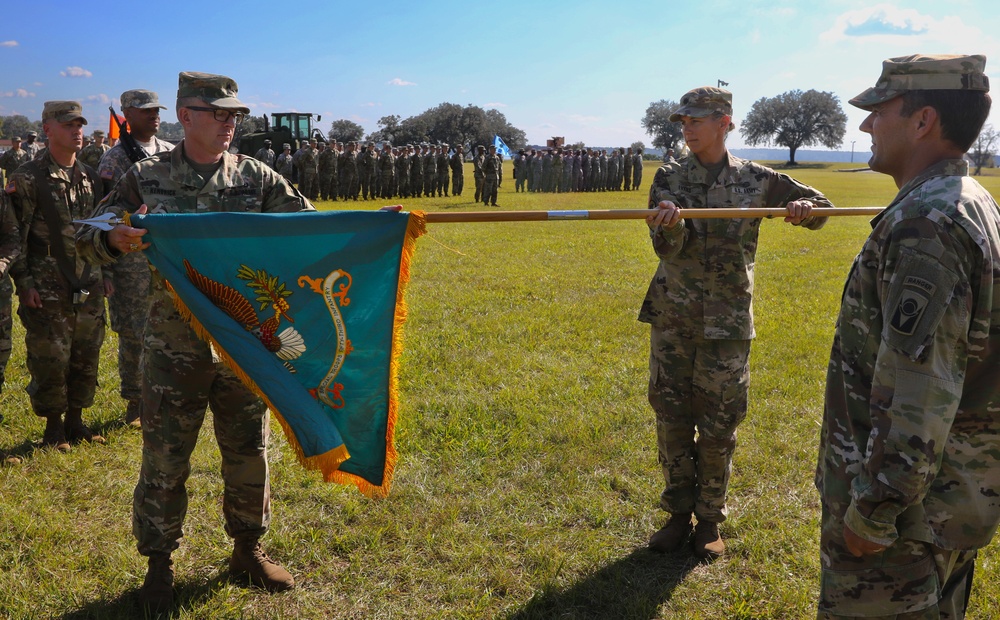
[816,54,1000,620]
[77,130,109,170]
[6,101,109,453]
[254,139,276,170]
[0,136,30,185]
[642,85,830,559]
[22,130,42,160]
[276,142,294,180]
[99,88,175,428]
[77,71,306,611]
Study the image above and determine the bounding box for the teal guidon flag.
[132,210,426,498]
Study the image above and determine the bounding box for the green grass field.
[2,161,1000,618]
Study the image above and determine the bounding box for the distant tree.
[630,140,645,152]
[369,114,401,144]
[567,141,586,151]
[328,119,365,144]
[232,115,267,151]
[1,114,37,140]
[157,121,184,142]
[970,124,998,175]
[641,100,683,151]
[740,89,847,165]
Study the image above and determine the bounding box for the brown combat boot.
[41,415,71,452]
[64,407,106,445]
[230,539,295,592]
[138,553,174,611]
[124,400,142,429]
[648,513,693,553]
[693,520,725,559]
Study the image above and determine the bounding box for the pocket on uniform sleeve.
[882,249,960,360]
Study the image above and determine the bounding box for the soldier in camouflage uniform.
[77,72,302,611]
[21,131,43,160]
[422,144,437,198]
[253,139,276,170]
[437,144,450,197]
[317,140,337,200]
[339,141,359,200]
[641,86,830,559]
[77,130,110,171]
[297,138,318,201]
[623,147,633,191]
[0,137,31,186]
[7,101,109,453]
[816,54,1000,620]
[472,145,485,202]
[632,148,643,190]
[0,188,19,465]
[396,145,411,198]
[408,144,423,199]
[450,145,465,197]
[275,143,294,181]
[378,142,395,199]
[481,144,500,207]
[99,88,174,427]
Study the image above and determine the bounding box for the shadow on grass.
[56,573,232,619]
[505,548,701,620]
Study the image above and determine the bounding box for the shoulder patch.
[884,251,959,359]
[4,179,14,194]
[100,168,114,180]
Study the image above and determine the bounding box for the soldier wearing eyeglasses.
[76,71,310,612]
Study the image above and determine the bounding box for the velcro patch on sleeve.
[883,250,959,359]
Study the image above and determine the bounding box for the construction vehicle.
[237,112,326,156]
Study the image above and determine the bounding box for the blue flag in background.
[132,210,425,498]
[493,135,513,159]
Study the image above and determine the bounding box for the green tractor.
[237,112,326,157]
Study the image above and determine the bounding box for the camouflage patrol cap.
[11,136,20,141]
[42,100,88,124]
[176,71,250,113]
[669,87,733,122]
[92,130,105,137]
[849,54,990,111]
[282,143,291,149]
[121,89,167,110]
[26,130,37,137]
[264,139,272,144]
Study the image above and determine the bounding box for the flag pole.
[416,207,882,224]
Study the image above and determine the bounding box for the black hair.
[899,89,992,152]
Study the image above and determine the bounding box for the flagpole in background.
[415,207,883,224]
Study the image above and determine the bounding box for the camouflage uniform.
[77,135,110,171]
[481,149,500,206]
[422,147,437,197]
[450,148,464,196]
[395,147,410,198]
[77,142,313,558]
[409,148,423,198]
[21,135,43,160]
[7,143,105,420]
[378,146,396,199]
[297,143,318,201]
[436,147,449,197]
[317,144,337,200]
[253,144,275,170]
[0,143,31,184]
[98,130,174,410]
[817,54,998,620]
[640,151,830,525]
[339,145,359,200]
[623,149,633,191]
[473,147,485,202]
[632,151,643,190]
[0,187,21,397]
[276,148,294,181]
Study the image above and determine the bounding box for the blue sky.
[2,0,998,153]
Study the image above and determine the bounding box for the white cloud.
[362,102,380,107]
[566,114,601,124]
[821,4,976,43]
[60,66,93,78]
[484,102,507,108]
[387,78,416,86]
[84,93,113,104]
[0,40,17,47]
[0,88,35,98]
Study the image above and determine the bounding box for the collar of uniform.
[171,141,243,190]
[874,158,971,229]
[683,149,738,186]
[41,150,87,186]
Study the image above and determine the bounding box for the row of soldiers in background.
[0,132,45,184]
[512,146,644,194]
[253,139,493,203]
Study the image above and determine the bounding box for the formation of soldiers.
[511,146,644,194]
[252,139,476,202]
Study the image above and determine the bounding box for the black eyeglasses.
[185,106,246,124]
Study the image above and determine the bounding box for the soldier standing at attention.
[633,147,644,190]
[0,185,20,465]
[396,144,410,198]
[482,144,500,207]
[378,142,396,199]
[472,145,485,203]
[816,54,1000,620]
[436,144,450,197]
[99,88,174,428]
[642,86,830,558]
[6,101,109,452]
[297,138,318,201]
[408,144,423,199]
[276,143,294,181]
[317,140,336,200]
[450,144,465,197]
[623,147,634,192]
[77,71,305,612]
[253,138,276,170]
[340,141,359,200]
[0,136,30,187]
[21,131,43,160]
[77,130,110,171]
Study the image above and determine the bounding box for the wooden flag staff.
[414,207,883,224]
